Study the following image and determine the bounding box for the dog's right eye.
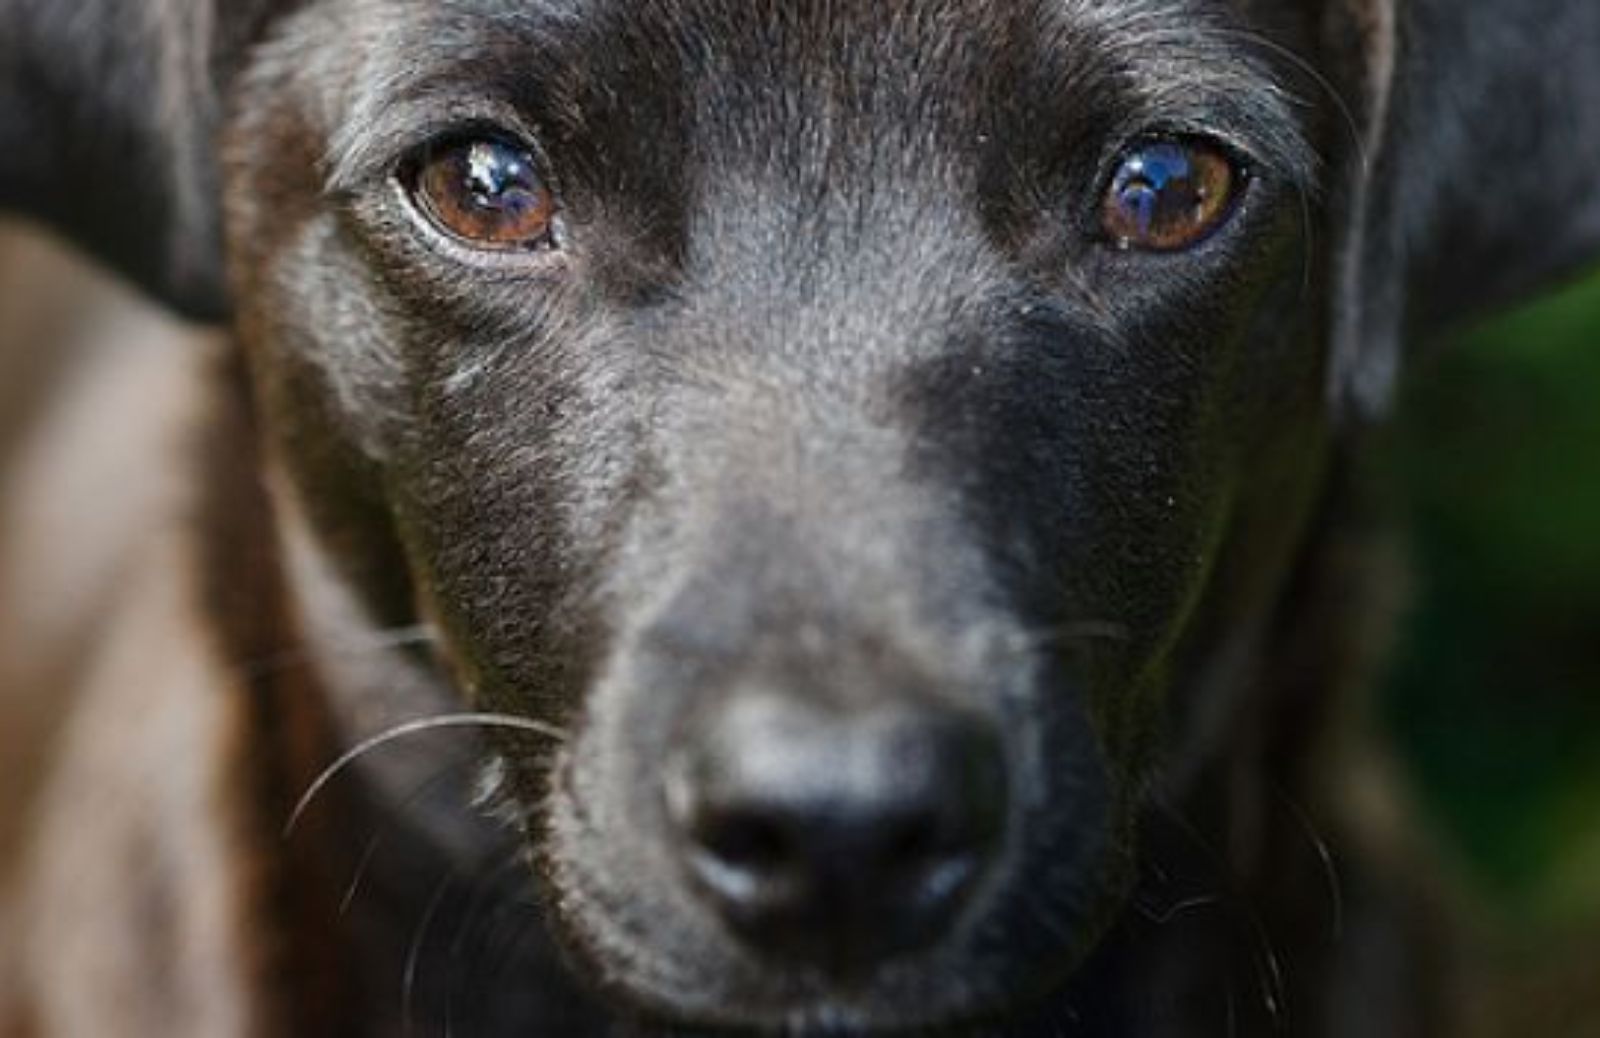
[404,137,558,251]
[1101,139,1241,252]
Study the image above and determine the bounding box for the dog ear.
[1318,0,1600,421]
[0,0,274,320]
[1315,0,1402,423]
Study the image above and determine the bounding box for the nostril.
[682,804,826,930]
[666,693,1008,969]
[887,817,941,870]
[877,804,991,903]
[694,810,792,875]
[882,811,968,878]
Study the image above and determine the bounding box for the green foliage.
[1385,271,1600,920]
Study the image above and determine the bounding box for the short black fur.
[3,0,1598,1034]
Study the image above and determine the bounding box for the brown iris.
[1101,140,1239,252]
[410,138,557,250]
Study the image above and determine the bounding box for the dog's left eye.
[1101,140,1240,252]
[405,137,557,251]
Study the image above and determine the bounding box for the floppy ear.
[0,0,273,320]
[1319,0,1600,421]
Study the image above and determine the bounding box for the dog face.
[218,0,1334,1028]
[11,0,1600,1031]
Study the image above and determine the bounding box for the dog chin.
[576,945,1017,1037]
[536,808,1005,1033]
[539,809,1107,1036]
[633,991,994,1037]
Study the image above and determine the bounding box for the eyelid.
[323,96,546,196]
[1096,128,1253,192]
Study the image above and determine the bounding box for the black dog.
[2,0,1598,1035]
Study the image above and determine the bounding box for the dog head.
[7,0,1598,1031]
[221,3,1337,1025]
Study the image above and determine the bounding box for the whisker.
[1052,620,1133,642]
[340,832,386,919]
[1217,28,1370,176]
[479,898,547,992]
[1273,785,1345,945]
[1252,916,1287,1028]
[445,851,527,1033]
[448,853,525,962]
[1295,181,1316,301]
[1133,893,1223,926]
[285,713,567,837]
[1150,793,1289,1029]
[403,870,457,1037]
[340,761,473,917]
[243,624,440,678]
[1002,620,1133,658]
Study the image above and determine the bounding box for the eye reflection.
[408,137,558,251]
[1102,140,1239,252]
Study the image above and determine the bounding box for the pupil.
[1120,184,1160,235]
[412,135,554,248]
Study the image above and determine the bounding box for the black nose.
[666,692,1006,973]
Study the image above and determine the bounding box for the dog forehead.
[301,0,1310,196]
[362,0,1250,97]
[409,0,1212,36]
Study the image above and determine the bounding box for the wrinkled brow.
[1040,0,1318,184]
[323,0,1317,195]
[317,0,586,193]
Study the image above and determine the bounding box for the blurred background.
[1385,271,1600,1028]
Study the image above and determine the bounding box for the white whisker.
[243,624,440,678]
[1217,27,1370,177]
[285,713,567,837]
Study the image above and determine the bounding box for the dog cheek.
[258,226,412,448]
[381,337,652,714]
[221,218,436,631]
